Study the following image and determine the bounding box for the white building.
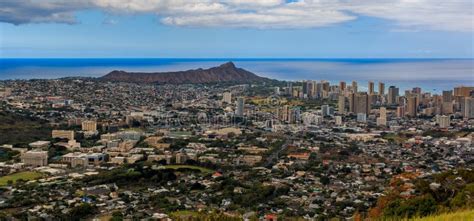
[335,116,343,126]
[436,115,450,128]
[222,92,232,103]
[357,113,367,122]
[21,150,48,167]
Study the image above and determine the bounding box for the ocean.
[0,58,473,92]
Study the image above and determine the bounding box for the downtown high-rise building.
[442,90,453,103]
[368,81,375,95]
[406,95,418,117]
[339,81,346,92]
[315,82,323,98]
[289,106,301,124]
[376,107,387,126]
[338,95,346,114]
[235,97,245,116]
[462,97,474,119]
[286,82,293,96]
[350,92,370,115]
[454,86,474,97]
[388,86,399,105]
[302,80,308,96]
[378,82,385,95]
[412,87,422,94]
[306,81,315,98]
[396,106,405,118]
[321,81,330,98]
[352,81,358,93]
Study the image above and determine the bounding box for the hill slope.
[0,111,51,146]
[410,209,474,221]
[100,62,268,84]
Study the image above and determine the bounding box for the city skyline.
[0,1,473,220]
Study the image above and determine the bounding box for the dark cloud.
[0,0,92,25]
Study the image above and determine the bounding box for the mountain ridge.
[100,62,269,84]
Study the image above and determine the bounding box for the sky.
[0,0,473,58]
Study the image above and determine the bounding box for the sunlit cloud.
[0,0,472,31]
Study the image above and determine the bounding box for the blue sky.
[0,0,473,58]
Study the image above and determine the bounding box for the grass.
[409,209,474,221]
[0,171,43,186]
[382,133,407,144]
[170,210,243,221]
[162,165,213,174]
[170,210,200,217]
[378,209,474,221]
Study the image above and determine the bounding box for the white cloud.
[0,0,472,31]
[162,1,355,28]
[345,0,474,32]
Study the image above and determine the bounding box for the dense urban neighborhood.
[0,73,473,220]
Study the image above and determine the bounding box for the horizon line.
[1,57,473,60]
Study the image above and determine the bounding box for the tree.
[68,203,98,220]
[110,211,124,221]
[320,176,330,185]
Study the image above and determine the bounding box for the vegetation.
[369,169,474,220]
[422,130,457,138]
[67,203,98,221]
[162,165,213,174]
[170,211,243,221]
[381,132,408,144]
[409,209,474,221]
[0,171,43,186]
[0,111,52,146]
[82,163,179,186]
[0,147,19,162]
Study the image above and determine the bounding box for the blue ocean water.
[0,58,473,92]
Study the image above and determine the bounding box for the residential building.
[406,95,418,117]
[82,120,97,132]
[454,86,474,97]
[388,86,399,105]
[377,107,387,126]
[338,95,345,114]
[368,81,375,95]
[236,97,244,116]
[378,82,385,95]
[437,115,451,128]
[52,130,75,140]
